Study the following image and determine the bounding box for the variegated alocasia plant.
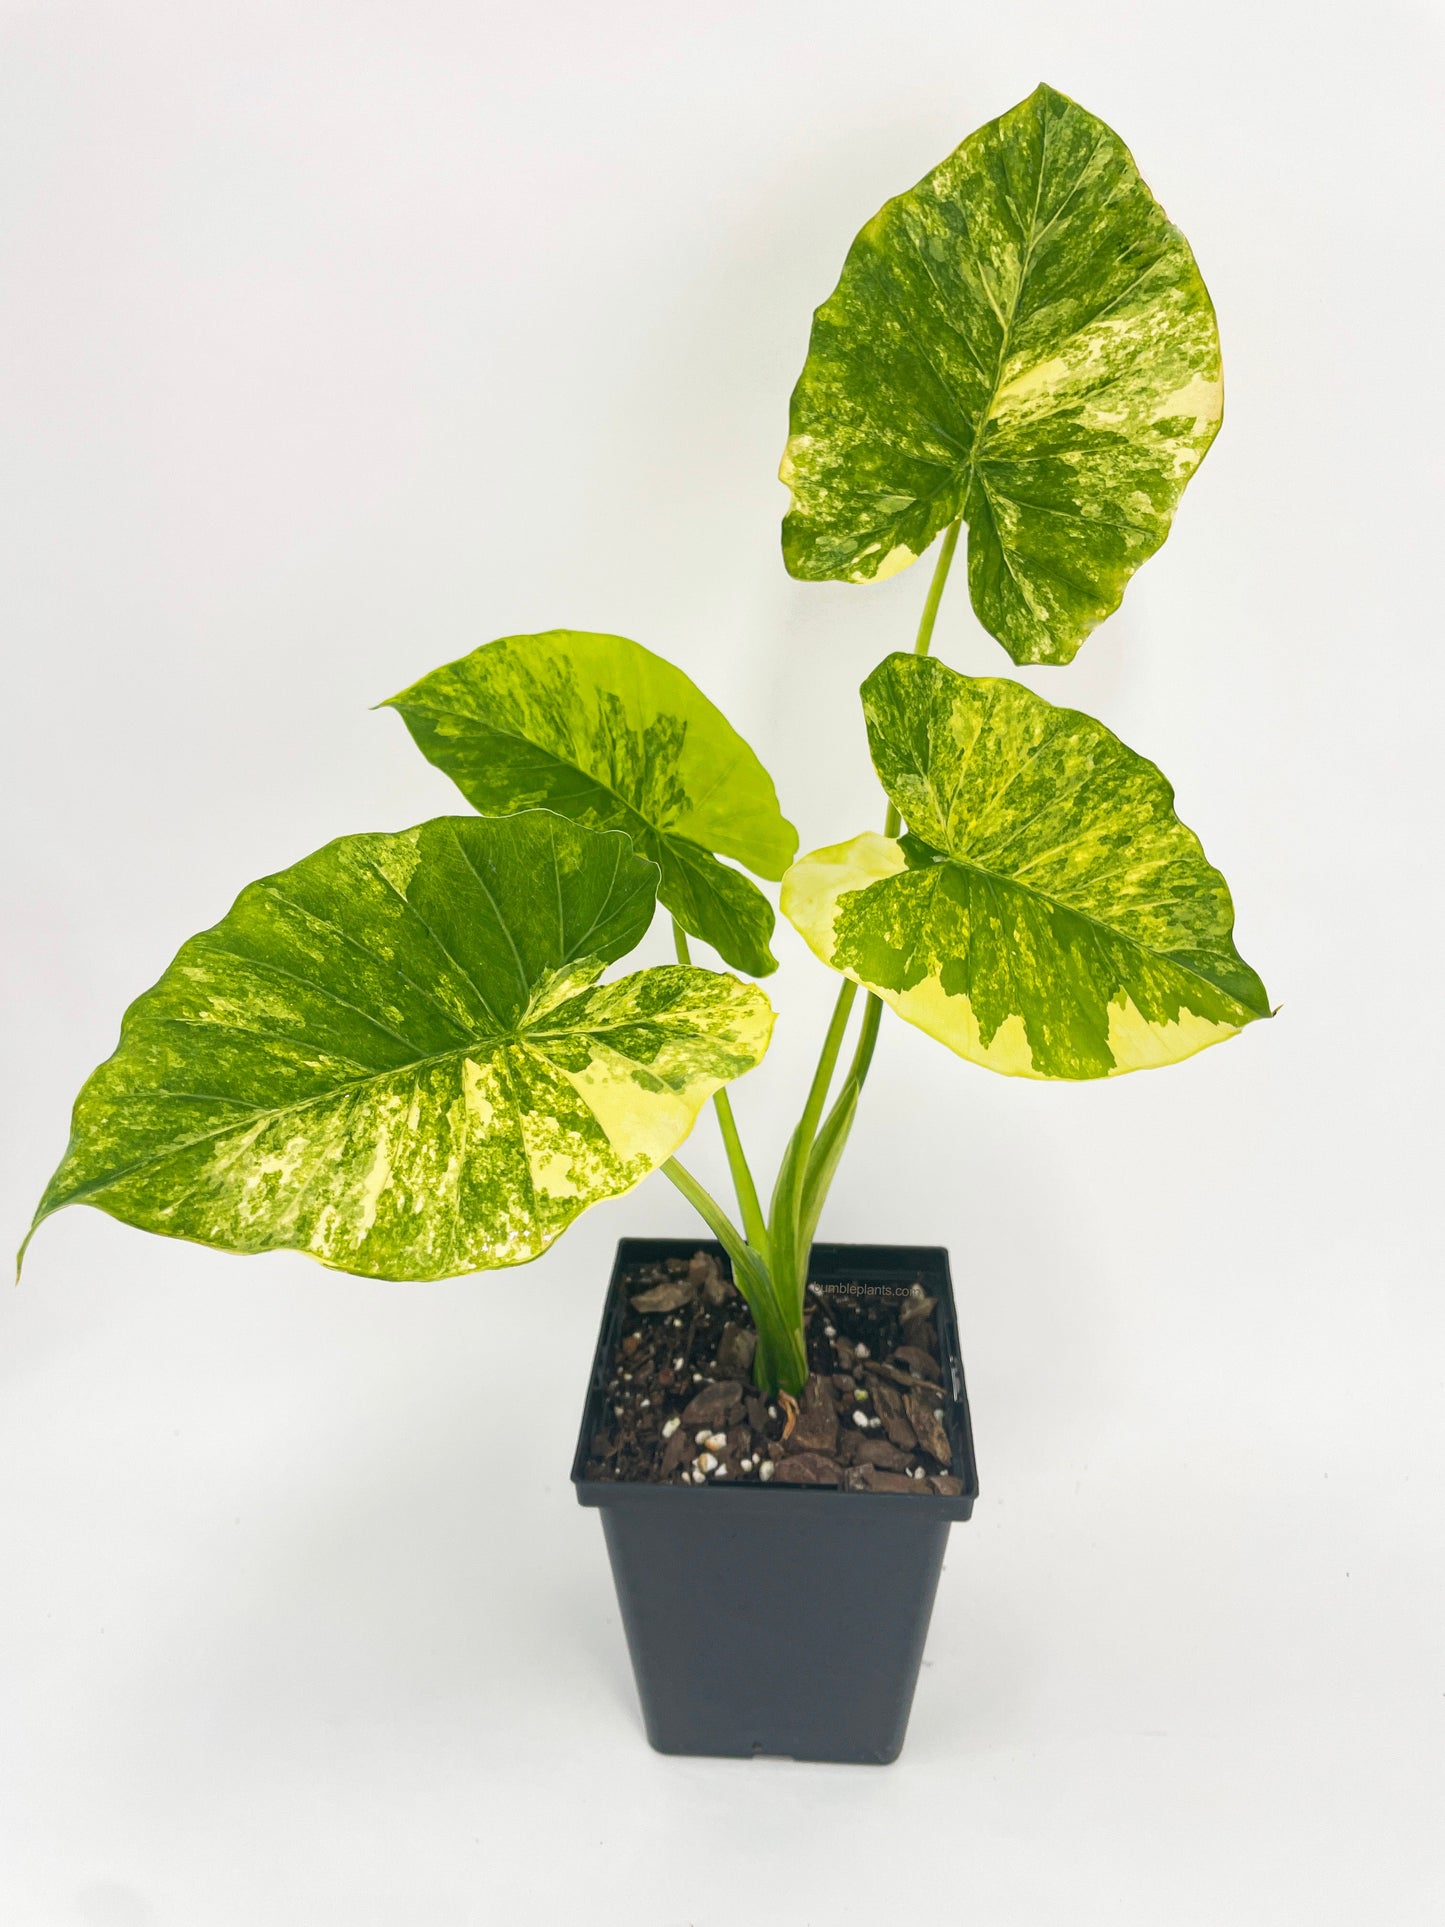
[23,84,1270,1400]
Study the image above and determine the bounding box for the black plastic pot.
[572,1239,978,1764]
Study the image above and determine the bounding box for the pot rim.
[571,1237,978,1520]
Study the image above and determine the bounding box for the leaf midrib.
[959,106,1061,502]
[39,1000,702,1219]
[903,846,1260,1018]
[927,114,1124,563]
[401,700,776,874]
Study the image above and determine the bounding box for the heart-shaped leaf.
[25,812,774,1278]
[781,83,1222,664]
[385,630,797,976]
[781,656,1269,1079]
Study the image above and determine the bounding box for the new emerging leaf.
[781,83,1223,664]
[781,656,1269,1079]
[25,812,774,1278]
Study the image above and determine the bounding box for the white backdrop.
[3,3,1442,1922]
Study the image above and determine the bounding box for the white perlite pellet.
[660,1416,680,1439]
[852,1410,870,1430]
[758,1460,774,1482]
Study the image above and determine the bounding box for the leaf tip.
[14,1216,41,1283]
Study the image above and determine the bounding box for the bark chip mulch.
[582,1250,967,1494]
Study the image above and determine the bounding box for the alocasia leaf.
[781,655,1269,1079]
[384,630,797,976]
[781,83,1222,665]
[25,812,774,1279]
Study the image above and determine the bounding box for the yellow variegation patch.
[385,629,797,976]
[781,84,1223,665]
[24,813,774,1279]
[781,660,1270,1080]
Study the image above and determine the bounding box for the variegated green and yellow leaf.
[384,630,797,976]
[25,812,774,1279]
[781,83,1222,664]
[780,656,1269,1079]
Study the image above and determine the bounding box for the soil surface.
[582,1250,967,1494]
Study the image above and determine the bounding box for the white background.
[2,2,1442,1921]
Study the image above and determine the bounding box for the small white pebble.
[673,1317,684,1328]
[758,1460,775,1482]
[690,1467,706,1484]
[695,1451,717,1473]
[693,1372,704,1384]
[613,1404,624,1417]
[673,1356,685,1371]
[740,1457,753,1472]
[767,1405,778,1420]
[869,1416,882,1429]
[705,1431,728,1452]
[638,1398,650,1409]
[823,1325,837,1339]
[695,1429,711,1445]
[621,1371,632,1381]
[712,1463,728,1479]
[854,1342,870,1359]
[910,1466,925,1480]
[661,1417,680,1439]
[852,1410,869,1430]
[934,1408,945,1421]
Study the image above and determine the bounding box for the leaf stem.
[659,1155,746,1257]
[842,987,884,1088]
[807,515,966,1236]
[672,919,768,1250]
[914,514,963,656]
[661,1157,806,1394]
[799,977,858,1147]
[765,977,859,1322]
[883,513,963,837]
[664,513,965,1396]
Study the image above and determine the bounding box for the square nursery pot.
[572,1239,978,1764]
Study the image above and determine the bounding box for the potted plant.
[21,84,1270,1764]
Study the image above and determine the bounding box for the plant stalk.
[660,516,964,1396]
[884,512,962,837]
[797,977,859,1151]
[672,919,769,1252]
[807,514,965,1232]
[660,1157,806,1393]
